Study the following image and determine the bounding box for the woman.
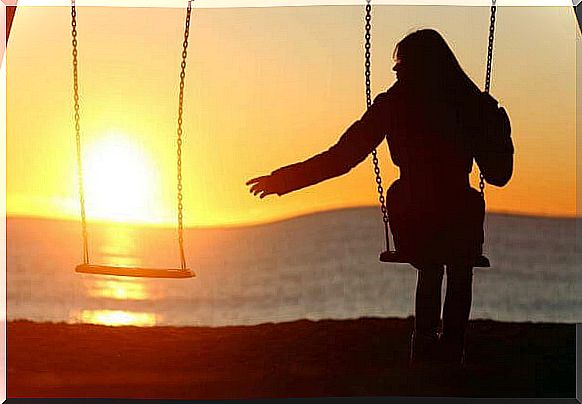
[246,29,513,367]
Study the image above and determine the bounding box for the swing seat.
[75,264,195,279]
[379,251,490,268]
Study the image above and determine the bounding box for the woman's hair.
[394,29,481,98]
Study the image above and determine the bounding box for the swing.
[364,0,498,268]
[72,0,195,279]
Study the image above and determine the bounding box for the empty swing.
[72,1,195,279]
[364,0,498,268]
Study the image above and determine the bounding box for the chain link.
[176,0,193,270]
[480,0,497,196]
[71,0,89,264]
[364,0,390,252]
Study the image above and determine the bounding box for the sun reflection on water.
[98,224,141,267]
[84,223,166,301]
[79,310,158,327]
[78,223,172,325]
[88,278,149,300]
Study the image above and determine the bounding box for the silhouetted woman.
[247,29,514,367]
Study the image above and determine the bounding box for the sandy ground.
[7,318,576,399]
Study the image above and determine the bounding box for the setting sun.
[83,132,162,224]
[5,6,577,226]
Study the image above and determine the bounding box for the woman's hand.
[246,174,280,199]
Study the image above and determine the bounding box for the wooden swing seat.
[75,264,195,279]
[379,251,490,268]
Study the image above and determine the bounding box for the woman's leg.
[414,263,445,338]
[411,263,444,364]
[442,264,474,364]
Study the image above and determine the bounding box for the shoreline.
[8,317,576,399]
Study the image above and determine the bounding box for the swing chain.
[365,0,390,251]
[484,0,497,94]
[71,0,89,265]
[364,2,372,109]
[176,0,193,271]
[480,0,497,196]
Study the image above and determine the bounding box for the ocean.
[6,208,581,327]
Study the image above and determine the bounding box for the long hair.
[394,29,481,99]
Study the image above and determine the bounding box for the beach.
[8,317,576,399]
[7,212,580,399]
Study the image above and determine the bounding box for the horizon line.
[6,205,581,231]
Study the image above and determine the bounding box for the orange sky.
[5,5,578,227]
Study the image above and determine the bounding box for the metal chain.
[176,0,193,271]
[71,0,89,264]
[480,0,497,196]
[364,0,390,252]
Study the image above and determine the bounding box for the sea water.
[6,208,582,326]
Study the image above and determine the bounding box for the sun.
[83,133,161,224]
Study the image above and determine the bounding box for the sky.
[5,5,578,227]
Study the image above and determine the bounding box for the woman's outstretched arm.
[247,86,397,198]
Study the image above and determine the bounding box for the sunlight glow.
[80,309,158,326]
[83,133,162,224]
[87,279,149,300]
[98,224,142,266]
[6,7,578,223]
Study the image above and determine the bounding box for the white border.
[1,2,580,403]
[1,3,7,402]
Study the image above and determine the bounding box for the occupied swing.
[365,1,501,268]
[72,0,195,279]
